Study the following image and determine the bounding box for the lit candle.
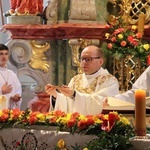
[135,89,146,136]
[138,13,146,36]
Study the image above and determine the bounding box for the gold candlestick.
[138,13,146,36]
[135,89,146,137]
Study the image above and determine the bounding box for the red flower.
[77,120,88,130]
[127,36,138,46]
[101,112,120,132]
[114,28,124,35]
[49,116,57,123]
[71,112,80,119]
[67,118,76,128]
[127,35,134,41]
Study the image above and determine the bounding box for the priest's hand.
[1,82,13,94]
[45,84,57,98]
[57,85,74,97]
[102,98,110,108]
[10,94,21,102]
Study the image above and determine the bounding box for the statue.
[5,0,43,16]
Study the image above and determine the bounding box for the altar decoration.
[104,19,150,64]
[103,19,150,90]
[0,109,134,150]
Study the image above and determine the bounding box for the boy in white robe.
[45,45,119,115]
[0,44,22,109]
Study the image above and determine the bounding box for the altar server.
[45,45,119,115]
[0,44,22,109]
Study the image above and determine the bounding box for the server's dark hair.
[0,44,9,51]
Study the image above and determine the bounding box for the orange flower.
[136,33,142,39]
[120,41,127,47]
[111,37,116,42]
[107,43,113,49]
[28,116,38,125]
[54,110,66,117]
[11,109,22,120]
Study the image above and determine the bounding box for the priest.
[45,45,119,115]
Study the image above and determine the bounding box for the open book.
[102,97,150,114]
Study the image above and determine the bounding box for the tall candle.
[135,89,146,136]
[138,13,146,36]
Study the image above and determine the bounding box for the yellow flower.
[57,139,66,149]
[105,33,110,39]
[120,116,130,125]
[0,111,2,116]
[59,117,68,124]
[143,44,150,51]
[37,114,45,122]
[103,114,108,120]
[79,114,86,120]
[83,148,89,150]
[118,34,123,39]
[131,25,137,30]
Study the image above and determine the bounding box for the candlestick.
[135,89,146,137]
[138,13,146,36]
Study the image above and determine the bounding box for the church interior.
[0,0,150,149]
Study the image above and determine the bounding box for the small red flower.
[67,119,76,128]
[77,120,88,130]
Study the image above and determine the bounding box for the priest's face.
[0,50,9,67]
[80,46,104,75]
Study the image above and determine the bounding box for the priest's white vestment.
[0,67,22,109]
[49,68,119,115]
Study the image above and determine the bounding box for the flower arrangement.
[103,19,150,67]
[0,109,134,150]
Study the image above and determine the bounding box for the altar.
[0,126,96,150]
[0,126,150,150]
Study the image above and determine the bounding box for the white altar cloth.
[0,126,96,150]
[0,126,150,150]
